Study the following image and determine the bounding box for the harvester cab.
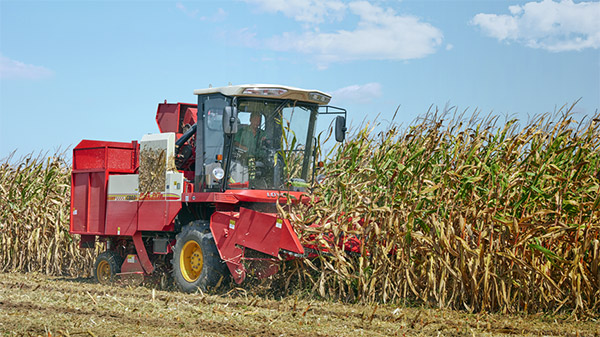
[174,85,346,192]
[70,84,347,292]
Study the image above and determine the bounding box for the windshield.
[227,99,317,190]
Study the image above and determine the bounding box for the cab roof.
[193,84,331,105]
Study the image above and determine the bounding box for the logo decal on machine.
[107,193,138,201]
[107,193,181,201]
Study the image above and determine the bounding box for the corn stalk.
[0,152,98,276]
[286,103,600,318]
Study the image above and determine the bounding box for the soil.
[0,272,598,337]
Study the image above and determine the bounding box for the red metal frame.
[70,138,312,283]
[180,190,309,205]
[155,102,197,137]
[70,140,138,235]
[70,101,358,286]
[210,207,304,284]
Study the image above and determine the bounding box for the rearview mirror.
[335,116,346,142]
[222,106,238,134]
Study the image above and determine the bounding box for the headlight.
[242,88,287,96]
[212,167,225,180]
[308,92,331,104]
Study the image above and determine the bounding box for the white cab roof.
[193,84,331,105]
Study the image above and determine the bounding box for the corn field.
[1,103,598,319]
[284,103,600,318]
[0,152,96,276]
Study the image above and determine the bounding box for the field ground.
[0,272,598,337]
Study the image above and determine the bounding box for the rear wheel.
[94,250,123,284]
[172,222,229,293]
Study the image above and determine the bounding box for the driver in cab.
[235,111,265,157]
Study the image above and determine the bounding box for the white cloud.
[176,2,199,17]
[201,8,227,22]
[331,82,382,104]
[0,55,53,80]
[263,1,443,67]
[472,0,600,52]
[243,0,346,25]
[176,3,227,21]
[220,27,259,48]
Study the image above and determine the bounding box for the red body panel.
[226,189,310,204]
[120,254,144,274]
[105,197,181,235]
[138,200,168,230]
[137,198,180,232]
[73,140,138,172]
[181,190,308,205]
[210,208,304,284]
[133,232,154,273]
[155,102,197,138]
[210,211,244,281]
[71,173,92,233]
[70,140,138,235]
[105,199,138,236]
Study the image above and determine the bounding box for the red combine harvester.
[70,84,347,292]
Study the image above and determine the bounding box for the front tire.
[172,222,229,293]
[94,250,123,284]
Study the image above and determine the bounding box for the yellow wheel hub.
[180,240,203,282]
[97,260,112,284]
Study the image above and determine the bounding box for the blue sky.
[1,0,599,159]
